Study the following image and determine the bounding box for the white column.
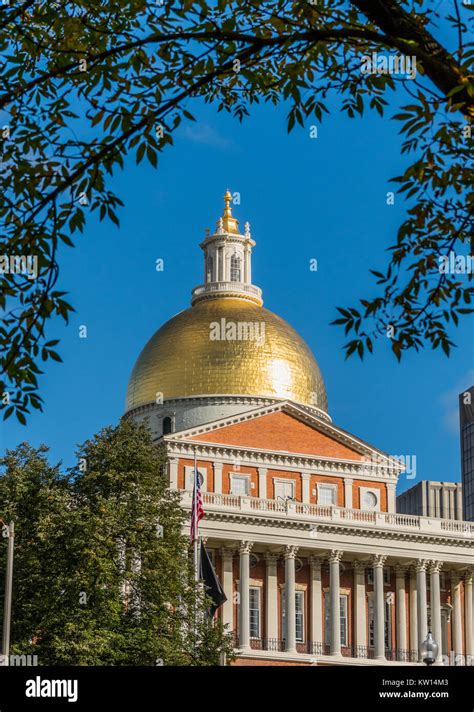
[221,549,234,631]
[395,565,407,659]
[353,560,367,655]
[386,482,396,513]
[451,572,463,658]
[243,246,249,283]
[265,553,279,642]
[343,478,353,509]
[373,554,387,660]
[428,486,435,517]
[456,487,463,520]
[309,556,323,650]
[329,550,343,656]
[168,458,179,489]
[238,541,253,650]
[416,560,428,659]
[213,462,223,494]
[429,561,443,663]
[409,567,418,657]
[258,467,267,499]
[284,546,298,653]
[301,473,311,504]
[442,487,449,519]
[464,571,473,659]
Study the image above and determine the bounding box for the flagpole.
[193,447,199,582]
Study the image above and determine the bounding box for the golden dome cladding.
[125,298,328,413]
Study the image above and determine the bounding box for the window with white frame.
[230,474,249,495]
[318,484,337,506]
[360,487,380,511]
[324,593,348,647]
[281,590,305,642]
[184,466,206,491]
[230,254,241,282]
[274,479,295,501]
[249,587,261,638]
[368,597,391,649]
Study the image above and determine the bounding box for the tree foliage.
[0,419,233,665]
[0,0,473,421]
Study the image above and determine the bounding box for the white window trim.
[249,586,261,639]
[281,590,306,643]
[184,466,207,492]
[317,482,338,506]
[230,473,250,495]
[360,486,381,512]
[273,478,296,500]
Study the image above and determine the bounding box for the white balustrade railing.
[192,491,474,537]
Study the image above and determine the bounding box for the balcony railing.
[191,282,263,303]
[233,638,473,665]
[191,491,474,538]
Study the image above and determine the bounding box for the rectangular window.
[274,480,295,501]
[318,485,336,506]
[324,593,348,646]
[230,475,249,495]
[368,598,391,649]
[281,590,305,642]
[249,587,261,639]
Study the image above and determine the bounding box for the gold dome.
[125,298,328,413]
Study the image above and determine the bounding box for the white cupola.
[191,190,263,307]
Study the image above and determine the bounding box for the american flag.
[190,466,204,542]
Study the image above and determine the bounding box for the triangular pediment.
[166,401,400,467]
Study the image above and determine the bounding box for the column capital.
[300,472,311,481]
[415,559,428,573]
[221,547,234,561]
[386,482,397,491]
[450,570,461,584]
[258,466,268,475]
[284,545,299,560]
[394,564,408,578]
[213,461,223,471]
[372,554,387,569]
[464,569,473,585]
[309,555,324,571]
[428,560,443,575]
[264,552,279,565]
[239,540,253,555]
[328,549,343,565]
[353,559,366,572]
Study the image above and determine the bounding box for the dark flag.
[199,541,227,617]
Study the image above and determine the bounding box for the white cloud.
[182,122,237,151]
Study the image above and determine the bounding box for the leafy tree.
[1,0,472,421]
[0,420,233,665]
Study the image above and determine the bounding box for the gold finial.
[217,189,239,234]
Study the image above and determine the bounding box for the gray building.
[397,480,463,520]
[460,385,474,521]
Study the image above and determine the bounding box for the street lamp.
[421,630,439,666]
[0,520,14,667]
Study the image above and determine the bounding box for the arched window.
[207,255,213,282]
[230,254,241,282]
[162,416,172,435]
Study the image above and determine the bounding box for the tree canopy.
[0,419,233,665]
[0,0,472,422]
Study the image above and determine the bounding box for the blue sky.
[2,84,473,497]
